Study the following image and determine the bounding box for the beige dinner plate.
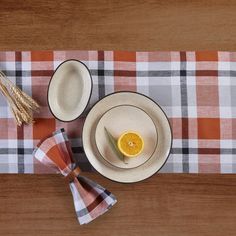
[82,92,172,183]
[95,105,158,169]
[48,60,92,122]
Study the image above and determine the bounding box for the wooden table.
[0,1,236,235]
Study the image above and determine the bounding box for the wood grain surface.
[0,0,236,235]
[1,0,236,51]
[0,174,236,236]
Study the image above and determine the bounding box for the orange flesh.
[118,132,144,157]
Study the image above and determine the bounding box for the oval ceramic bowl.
[48,60,92,122]
[82,91,172,183]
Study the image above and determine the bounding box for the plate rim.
[47,59,93,122]
[82,91,173,184]
[95,104,159,170]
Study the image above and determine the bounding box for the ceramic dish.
[95,105,158,169]
[82,91,172,183]
[48,60,92,122]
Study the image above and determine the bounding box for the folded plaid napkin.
[33,128,117,224]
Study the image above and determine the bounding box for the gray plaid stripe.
[180,52,189,172]
[0,148,33,154]
[172,148,236,155]
[76,208,89,218]
[15,52,24,173]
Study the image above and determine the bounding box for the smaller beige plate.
[95,105,158,169]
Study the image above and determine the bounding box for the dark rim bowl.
[47,59,93,122]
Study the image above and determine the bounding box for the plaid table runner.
[0,51,235,174]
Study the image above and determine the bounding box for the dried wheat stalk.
[0,70,40,126]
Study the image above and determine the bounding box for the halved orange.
[117,131,144,157]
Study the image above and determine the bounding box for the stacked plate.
[83,92,172,183]
[48,60,172,183]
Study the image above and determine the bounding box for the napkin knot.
[65,166,81,182]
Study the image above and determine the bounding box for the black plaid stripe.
[98,51,105,99]
[0,147,84,155]
[3,69,236,77]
